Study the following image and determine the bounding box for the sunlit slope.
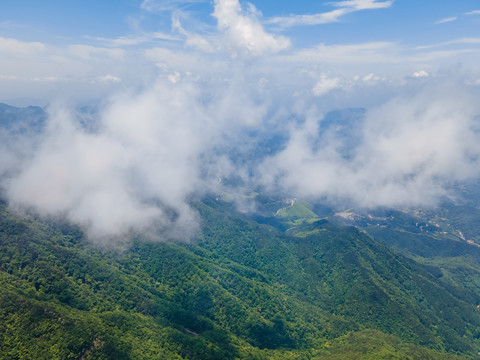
[198,198,480,355]
[0,199,478,359]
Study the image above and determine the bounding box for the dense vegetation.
[1,194,480,359]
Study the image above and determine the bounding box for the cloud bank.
[1,0,480,243]
[259,79,480,208]
[2,67,480,242]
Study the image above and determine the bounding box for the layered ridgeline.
[1,195,480,359]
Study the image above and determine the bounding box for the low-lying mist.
[1,0,480,244]
[1,67,480,244]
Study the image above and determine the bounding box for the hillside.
[1,197,479,359]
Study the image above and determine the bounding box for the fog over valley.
[1,0,480,242]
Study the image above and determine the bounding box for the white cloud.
[258,79,480,208]
[69,45,125,60]
[412,70,429,78]
[87,32,180,47]
[267,0,393,27]
[362,73,383,83]
[0,36,155,106]
[4,80,209,241]
[330,0,394,10]
[268,9,348,27]
[172,14,215,52]
[141,0,206,13]
[97,74,122,84]
[312,74,342,96]
[32,76,60,82]
[278,39,480,73]
[0,36,46,55]
[0,74,18,80]
[466,10,480,15]
[212,0,290,56]
[435,17,458,24]
[416,37,480,50]
[168,71,181,83]
[0,64,273,241]
[184,33,215,52]
[144,47,226,75]
[285,42,397,64]
[406,49,480,65]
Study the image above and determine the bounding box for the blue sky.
[1,0,479,46]
[0,0,479,103]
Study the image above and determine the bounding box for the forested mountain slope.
[1,197,479,359]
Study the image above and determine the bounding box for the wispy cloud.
[87,32,180,47]
[416,37,480,50]
[0,74,18,80]
[171,12,215,52]
[268,9,349,27]
[277,38,480,75]
[433,9,480,25]
[268,0,393,27]
[97,74,122,84]
[0,36,46,55]
[466,10,480,16]
[69,45,125,60]
[330,0,394,10]
[141,0,206,13]
[283,41,398,64]
[435,16,458,24]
